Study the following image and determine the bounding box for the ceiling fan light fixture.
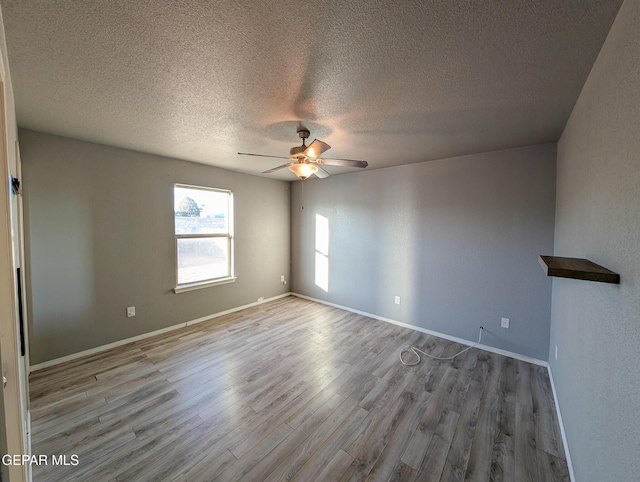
[289,162,318,180]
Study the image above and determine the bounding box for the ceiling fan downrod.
[290,128,311,158]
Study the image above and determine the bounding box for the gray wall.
[21,129,291,364]
[549,1,640,480]
[292,144,556,360]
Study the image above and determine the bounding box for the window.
[174,184,234,292]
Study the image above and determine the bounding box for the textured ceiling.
[1,0,623,180]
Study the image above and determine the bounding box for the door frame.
[0,51,29,482]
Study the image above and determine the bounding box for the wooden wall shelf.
[539,256,620,284]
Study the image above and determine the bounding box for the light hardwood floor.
[29,296,569,481]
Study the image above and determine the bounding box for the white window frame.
[173,183,235,293]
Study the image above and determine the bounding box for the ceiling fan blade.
[238,152,292,160]
[314,165,331,178]
[317,158,368,168]
[262,162,293,174]
[304,139,331,158]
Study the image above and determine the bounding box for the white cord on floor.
[399,327,484,366]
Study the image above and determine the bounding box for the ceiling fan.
[238,127,368,180]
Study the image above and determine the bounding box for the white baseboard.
[29,292,291,372]
[291,292,547,367]
[547,365,575,482]
[33,291,545,371]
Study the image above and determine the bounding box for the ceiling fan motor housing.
[290,145,306,157]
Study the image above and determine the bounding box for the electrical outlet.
[281,275,287,285]
[501,317,509,329]
[555,345,558,360]
[258,297,264,302]
[395,296,401,305]
[126,306,136,318]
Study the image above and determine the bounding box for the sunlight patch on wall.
[315,214,329,292]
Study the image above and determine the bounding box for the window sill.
[174,277,237,293]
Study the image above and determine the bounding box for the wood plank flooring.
[29,296,569,481]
